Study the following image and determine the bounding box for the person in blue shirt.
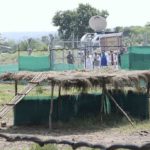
[100,51,108,67]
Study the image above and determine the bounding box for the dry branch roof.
[0,68,150,90]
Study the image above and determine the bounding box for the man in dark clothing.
[67,51,75,64]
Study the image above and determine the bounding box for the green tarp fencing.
[14,94,103,125]
[14,92,149,126]
[125,91,149,119]
[18,56,83,71]
[121,46,150,70]
[128,46,150,54]
[19,56,50,71]
[53,63,83,71]
[0,64,18,74]
[120,53,129,69]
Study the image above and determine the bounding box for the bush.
[30,144,58,150]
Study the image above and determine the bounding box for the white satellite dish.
[89,16,107,32]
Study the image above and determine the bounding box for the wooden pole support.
[100,78,106,121]
[105,89,134,127]
[49,84,54,130]
[58,85,62,120]
[15,80,18,96]
[147,82,150,95]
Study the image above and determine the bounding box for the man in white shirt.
[85,51,93,70]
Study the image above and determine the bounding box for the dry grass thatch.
[0,68,150,90]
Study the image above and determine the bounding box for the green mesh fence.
[14,96,58,125]
[125,91,149,119]
[18,56,84,71]
[53,63,83,71]
[121,53,129,69]
[128,46,150,54]
[0,64,18,74]
[14,92,149,126]
[58,95,77,121]
[121,46,150,70]
[130,53,150,70]
[14,94,110,125]
[19,56,50,71]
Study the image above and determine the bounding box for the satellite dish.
[89,16,107,32]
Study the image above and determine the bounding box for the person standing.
[27,38,32,56]
[67,51,75,64]
[93,52,100,68]
[109,50,118,68]
[85,51,93,69]
[27,47,32,56]
[100,51,108,67]
[110,50,115,66]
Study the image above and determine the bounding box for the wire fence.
[0,133,149,150]
[0,41,127,73]
[50,45,125,70]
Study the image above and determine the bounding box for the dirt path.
[0,124,150,150]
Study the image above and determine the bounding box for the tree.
[53,10,77,39]
[114,26,123,33]
[52,3,109,39]
[41,36,49,46]
[19,38,48,51]
[145,22,150,27]
[19,40,28,51]
[0,33,5,45]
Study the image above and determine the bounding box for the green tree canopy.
[52,3,109,39]
[19,38,48,51]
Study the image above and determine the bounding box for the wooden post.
[100,79,106,121]
[58,85,62,120]
[63,49,65,63]
[18,45,20,70]
[105,89,134,127]
[17,45,20,58]
[15,80,18,96]
[100,87,105,121]
[147,82,150,119]
[147,82,150,95]
[84,45,87,69]
[49,84,54,130]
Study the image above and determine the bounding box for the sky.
[0,0,150,32]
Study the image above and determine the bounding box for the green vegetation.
[0,52,18,64]
[29,144,59,150]
[29,143,97,150]
[53,3,109,39]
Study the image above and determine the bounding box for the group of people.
[85,50,119,69]
[66,50,122,70]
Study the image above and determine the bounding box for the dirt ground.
[0,120,150,150]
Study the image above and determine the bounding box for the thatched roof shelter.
[1,68,150,127]
[0,68,150,90]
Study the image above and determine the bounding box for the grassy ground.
[1,117,150,150]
